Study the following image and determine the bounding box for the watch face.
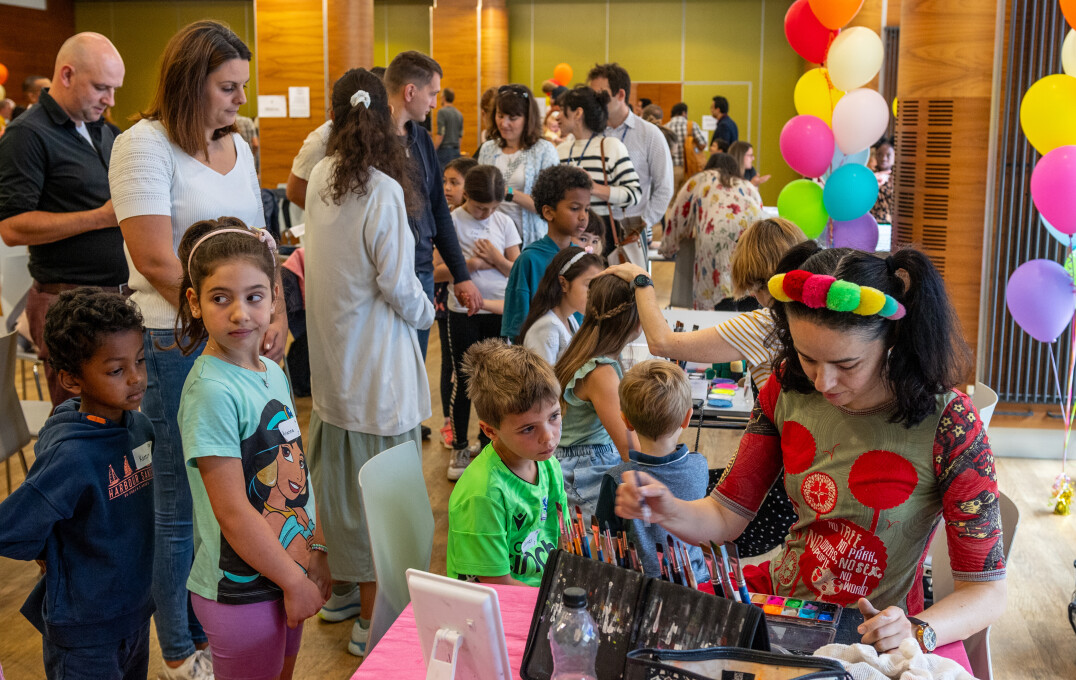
[633,274,653,288]
[922,625,937,651]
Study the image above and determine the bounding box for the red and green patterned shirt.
[714,375,1005,612]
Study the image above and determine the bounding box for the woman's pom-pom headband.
[768,271,906,320]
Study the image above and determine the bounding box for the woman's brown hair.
[705,152,744,189]
[554,274,639,409]
[488,84,543,150]
[139,20,251,161]
[324,68,421,216]
[727,140,754,179]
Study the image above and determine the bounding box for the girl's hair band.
[768,270,906,320]
[187,228,277,274]
[559,251,588,276]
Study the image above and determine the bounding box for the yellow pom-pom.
[854,287,887,316]
[769,274,791,302]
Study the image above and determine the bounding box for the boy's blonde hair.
[463,339,560,427]
[618,360,692,440]
[730,217,807,297]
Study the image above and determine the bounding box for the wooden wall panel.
[256,0,325,188]
[893,0,1001,368]
[479,0,508,148]
[0,0,74,106]
[328,0,374,81]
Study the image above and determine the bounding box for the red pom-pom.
[782,270,813,302]
[801,275,836,308]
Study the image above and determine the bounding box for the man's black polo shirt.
[0,89,128,286]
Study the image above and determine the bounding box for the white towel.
[815,639,977,680]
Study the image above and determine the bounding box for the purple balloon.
[822,213,880,250]
[1006,259,1076,342]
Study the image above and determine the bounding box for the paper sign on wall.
[288,87,311,118]
[258,95,287,118]
[701,115,718,131]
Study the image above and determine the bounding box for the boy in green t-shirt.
[447,339,567,586]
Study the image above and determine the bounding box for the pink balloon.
[1031,145,1076,235]
[780,115,836,178]
[831,88,889,155]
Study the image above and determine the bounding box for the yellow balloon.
[794,68,844,126]
[1064,30,1076,77]
[892,96,898,119]
[1020,74,1076,154]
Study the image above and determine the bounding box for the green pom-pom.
[826,280,861,312]
[879,295,899,318]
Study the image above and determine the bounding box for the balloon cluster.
[1005,1,1076,516]
[777,0,885,252]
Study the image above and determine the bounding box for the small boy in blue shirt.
[447,339,568,586]
[596,360,710,584]
[0,289,155,680]
[501,164,592,340]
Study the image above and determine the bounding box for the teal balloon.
[778,179,829,238]
[823,164,879,221]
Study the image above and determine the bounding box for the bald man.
[0,32,128,408]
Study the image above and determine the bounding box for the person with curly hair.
[303,67,435,657]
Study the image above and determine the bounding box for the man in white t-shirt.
[285,117,332,209]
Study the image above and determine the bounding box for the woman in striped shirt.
[556,86,641,253]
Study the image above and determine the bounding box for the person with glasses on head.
[478,84,560,247]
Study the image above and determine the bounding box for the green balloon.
[778,179,829,239]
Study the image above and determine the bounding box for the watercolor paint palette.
[749,593,842,625]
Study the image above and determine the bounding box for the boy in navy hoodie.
[0,289,154,680]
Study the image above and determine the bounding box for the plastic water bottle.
[548,587,599,680]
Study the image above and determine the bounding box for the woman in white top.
[556,85,641,254]
[303,68,434,657]
[108,20,276,679]
[477,84,560,246]
[519,246,604,366]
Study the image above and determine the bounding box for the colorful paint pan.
[748,593,841,626]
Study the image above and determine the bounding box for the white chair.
[0,249,44,400]
[357,439,435,652]
[0,331,49,495]
[927,491,1018,680]
[970,381,999,430]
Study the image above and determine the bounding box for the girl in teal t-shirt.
[175,217,331,680]
[554,274,642,519]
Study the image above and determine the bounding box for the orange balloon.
[0,63,7,86]
[553,63,573,87]
[808,0,865,30]
[1064,0,1076,31]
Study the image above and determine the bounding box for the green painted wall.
[507,0,801,204]
[74,0,257,131]
[373,0,431,68]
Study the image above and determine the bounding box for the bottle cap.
[562,587,588,608]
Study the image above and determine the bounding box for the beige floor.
[1,260,1074,679]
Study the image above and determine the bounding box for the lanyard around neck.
[567,134,597,166]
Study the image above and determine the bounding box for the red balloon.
[785,0,840,64]
[0,63,8,86]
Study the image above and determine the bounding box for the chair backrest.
[0,331,32,461]
[0,251,31,332]
[357,439,434,648]
[971,381,999,430]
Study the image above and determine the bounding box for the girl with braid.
[553,274,642,518]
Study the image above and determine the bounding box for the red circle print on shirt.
[782,420,817,474]
[848,450,918,533]
[799,517,889,606]
[801,471,838,515]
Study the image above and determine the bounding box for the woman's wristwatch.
[907,616,937,653]
[632,274,653,289]
[505,187,514,202]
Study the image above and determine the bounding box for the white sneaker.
[158,649,214,680]
[317,585,363,622]
[447,447,471,481]
[467,442,483,457]
[348,618,371,657]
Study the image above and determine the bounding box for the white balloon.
[831,88,890,155]
[1064,29,1076,77]
[826,27,884,91]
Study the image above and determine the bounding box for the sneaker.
[467,441,483,457]
[348,618,371,657]
[317,585,363,622]
[447,447,472,481]
[158,650,214,680]
[440,422,455,449]
[421,424,431,440]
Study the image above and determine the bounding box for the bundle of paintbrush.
[700,540,753,603]
[654,534,705,589]
[555,503,643,573]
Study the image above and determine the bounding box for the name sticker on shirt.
[132,441,153,470]
[521,529,540,556]
[277,417,301,442]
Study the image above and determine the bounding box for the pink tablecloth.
[350,583,972,678]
